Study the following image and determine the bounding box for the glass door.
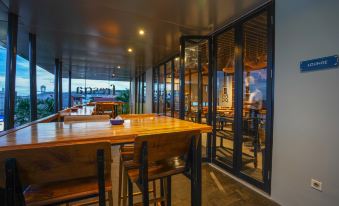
[240,11,268,183]
[180,36,210,159]
[214,28,236,168]
[212,6,273,192]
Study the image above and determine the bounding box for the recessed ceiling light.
[139,29,145,36]
[128,48,133,53]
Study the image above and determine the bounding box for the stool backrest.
[133,130,200,163]
[64,115,110,122]
[0,142,111,187]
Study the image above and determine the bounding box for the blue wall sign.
[300,55,338,72]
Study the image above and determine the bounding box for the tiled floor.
[74,146,279,206]
[113,146,278,206]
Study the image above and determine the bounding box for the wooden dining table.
[0,115,211,206]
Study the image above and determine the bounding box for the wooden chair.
[64,115,110,122]
[95,103,115,118]
[125,130,200,206]
[0,142,113,206]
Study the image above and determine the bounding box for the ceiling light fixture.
[128,48,133,53]
[139,29,145,36]
[117,65,121,69]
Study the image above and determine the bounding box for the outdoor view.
[0,45,130,131]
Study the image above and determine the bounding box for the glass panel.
[153,68,158,113]
[184,43,199,122]
[241,12,268,182]
[0,46,6,131]
[173,58,180,118]
[142,73,146,113]
[62,77,69,109]
[36,66,55,119]
[71,78,86,106]
[15,55,31,127]
[200,42,209,124]
[215,29,235,167]
[165,61,172,116]
[158,65,165,114]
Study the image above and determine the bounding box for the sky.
[0,46,130,96]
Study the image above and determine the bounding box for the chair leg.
[118,157,123,206]
[128,178,133,206]
[142,181,149,206]
[153,180,157,206]
[160,178,165,206]
[166,176,171,206]
[123,169,128,206]
[108,190,114,206]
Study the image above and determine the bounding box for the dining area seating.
[0,113,211,206]
[0,142,113,206]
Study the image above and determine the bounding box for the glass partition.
[36,66,55,119]
[184,42,199,122]
[158,65,165,114]
[0,46,6,131]
[173,58,180,118]
[215,29,236,168]
[152,67,158,113]
[165,61,172,116]
[62,77,69,109]
[241,11,268,182]
[15,55,31,127]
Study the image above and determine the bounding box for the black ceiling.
[0,0,269,81]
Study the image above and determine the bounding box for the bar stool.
[125,130,200,206]
[118,145,157,206]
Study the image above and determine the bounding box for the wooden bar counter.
[0,116,211,151]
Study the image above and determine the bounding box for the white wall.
[272,0,339,205]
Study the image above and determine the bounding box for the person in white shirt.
[245,76,263,111]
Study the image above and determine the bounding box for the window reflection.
[241,12,268,182]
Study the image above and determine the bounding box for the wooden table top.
[0,116,211,151]
[60,106,95,116]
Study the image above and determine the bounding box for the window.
[165,61,172,116]
[15,54,31,127]
[152,67,159,113]
[0,46,6,131]
[173,58,180,118]
[36,66,55,119]
[158,65,165,114]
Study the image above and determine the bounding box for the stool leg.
[118,157,123,206]
[153,180,157,206]
[108,190,114,206]
[123,169,128,206]
[160,178,166,206]
[166,176,171,206]
[142,181,149,206]
[128,178,133,206]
